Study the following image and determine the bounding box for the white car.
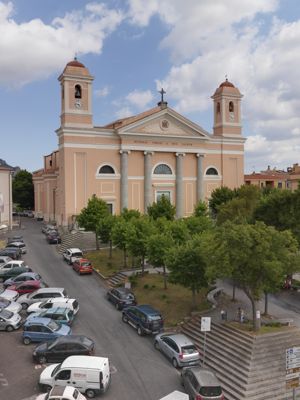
[0,260,28,271]
[6,241,27,254]
[0,287,19,301]
[0,256,12,267]
[17,288,68,310]
[36,385,86,400]
[63,248,83,265]
[0,297,22,313]
[27,298,79,315]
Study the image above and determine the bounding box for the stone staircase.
[107,272,128,288]
[181,317,300,400]
[57,231,96,254]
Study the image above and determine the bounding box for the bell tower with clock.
[211,78,243,136]
[58,58,94,128]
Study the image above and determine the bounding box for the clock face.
[75,100,81,108]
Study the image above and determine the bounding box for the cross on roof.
[159,88,166,103]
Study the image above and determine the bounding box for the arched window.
[75,84,82,99]
[154,164,172,174]
[217,102,221,113]
[229,101,234,112]
[206,167,218,176]
[99,165,115,174]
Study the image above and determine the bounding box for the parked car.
[22,317,71,345]
[7,280,48,295]
[154,333,200,368]
[17,287,68,310]
[36,213,44,221]
[0,309,22,331]
[7,235,24,244]
[36,385,87,400]
[63,248,83,265]
[181,367,224,400]
[27,211,34,218]
[122,304,164,336]
[42,224,56,234]
[33,335,95,364]
[0,256,12,267]
[3,271,42,288]
[27,307,74,326]
[27,298,79,315]
[39,355,110,397]
[5,241,27,254]
[46,231,61,244]
[0,261,31,281]
[0,287,19,301]
[0,248,21,260]
[0,296,22,313]
[72,258,93,275]
[106,287,136,310]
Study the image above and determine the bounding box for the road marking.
[0,373,8,386]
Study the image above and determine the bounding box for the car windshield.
[0,299,10,308]
[199,386,223,396]
[81,336,93,347]
[120,292,134,300]
[73,388,80,399]
[47,320,60,331]
[0,309,13,319]
[182,345,198,355]
[39,300,48,308]
[51,363,62,377]
[148,314,162,321]
[73,252,83,257]
[81,262,91,267]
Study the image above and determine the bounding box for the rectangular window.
[107,203,113,214]
[277,182,282,189]
[156,191,171,202]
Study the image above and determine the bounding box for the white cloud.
[0,2,124,87]
[95,86,110,98]
[126,89,154,109]
[115,106,134,119]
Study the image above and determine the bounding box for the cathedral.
[33,59,245,227]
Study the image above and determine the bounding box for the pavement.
[204,279,300,328]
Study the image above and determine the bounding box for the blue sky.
[1,0,300,173]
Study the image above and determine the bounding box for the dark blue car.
[22,317,71,345]
[122,304,163,336]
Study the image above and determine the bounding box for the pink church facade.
[33,60,245,227]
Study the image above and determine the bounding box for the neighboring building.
[33,59,245,227]
[287,163,300,190]
[0,159,14,229]
[244,166,290,189]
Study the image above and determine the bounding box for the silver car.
[17,287,68,310]
[0,297,22,313]
[154,333,200,368]
[181,367,224,400]
[0,287,19,301]
[0,309,22,331]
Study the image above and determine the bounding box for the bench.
[262,318,294,327]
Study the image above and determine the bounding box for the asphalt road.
[1,218,182,400]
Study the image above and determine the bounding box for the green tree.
[206,221,299,331]
[147,195,176,221]
[121,208,141,221]
[12,170,34,210]
[184,215,213,236]
[111,217,131,268]
[98,214,116,258]
[166,235,209,309]
[209,186,236,217]
[76,195,109,250]
[193,200,208,217]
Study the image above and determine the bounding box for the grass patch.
[132,274,210,328]
[227,321,293,335]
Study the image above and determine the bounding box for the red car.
[72,258,93,275]
[7,280,48,295]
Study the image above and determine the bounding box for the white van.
[39,356,110,398]
[27,298,79,315]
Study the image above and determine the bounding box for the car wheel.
[6,325,14,332]
[38,356,47,364]
[115,302,120,310]
[44,385,52,393]
[154,340,160,350]
[122,314,128,323]
[172,358,179,368]
[21,303,28,310]
[86,389,95,398]
[137,326,144,336]
[23,337,31,345]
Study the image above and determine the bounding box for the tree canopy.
[12,170,34,210]
[147,195,176,220]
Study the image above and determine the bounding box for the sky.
[1,0,300,174]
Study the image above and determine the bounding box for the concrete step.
[107,272,127,288]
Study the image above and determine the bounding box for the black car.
[7,236,24,244]
[46,231,61,244]
[122,304,164,336]
[32,335,95,364]
[106,287,137,310]
[0,248,21,260]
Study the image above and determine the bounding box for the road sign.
[201,317,211,332]
[286,377,300,390]
[286,347,300,389]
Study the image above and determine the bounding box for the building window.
[156,191,171,202]
[99,165,115,174]
[229,101,234,112]
[206,167,218,176]
[107,203,113,214]
[75,84,82,99]
[154,164,172,175]
[277,182,282,189]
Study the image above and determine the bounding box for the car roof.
[46,298,76,305]
[5,260,24,265]
[137,304,160,314]
[114,287,133,294]
[187,367,221,386]
[7,241,25,246]
[54,335,93,344]
[161,333,195,347]
[34,287,65,294]
[67,248,82,252]
[14,272,38,278]
[42,307,69,313]
[49,386,76,397]
[61,355,108,369]
[25,317,52,325]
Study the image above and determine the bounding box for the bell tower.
[58,58,94,128]
[211,79,243,136]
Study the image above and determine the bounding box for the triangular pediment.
[118,108,210,139]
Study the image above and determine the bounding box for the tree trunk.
[243,288,261,332]
[95,232,99,250]
[191,287,196,310]
[109,240,112,259]
[264,291,268,315]
[163,264,168,290]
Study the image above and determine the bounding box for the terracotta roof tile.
[103,106,163,129]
